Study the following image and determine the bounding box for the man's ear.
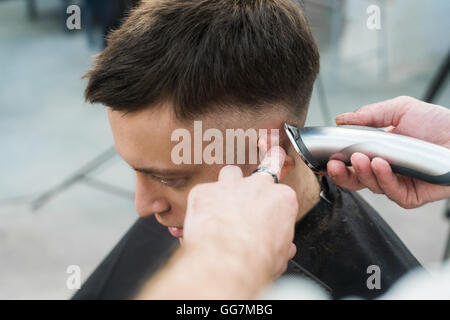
[280,153,295,180]
[259,128,295,180]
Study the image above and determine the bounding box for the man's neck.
[283,156,321,222]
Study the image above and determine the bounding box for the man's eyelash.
[150,175,171,184]
[131,168,171,183]
[132,168,187,188]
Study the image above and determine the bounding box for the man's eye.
[151,175,187,188]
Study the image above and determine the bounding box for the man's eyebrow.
[131,166,194,176]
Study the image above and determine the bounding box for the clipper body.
[284,124,450,186]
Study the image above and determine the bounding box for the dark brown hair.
[84,0,320,119]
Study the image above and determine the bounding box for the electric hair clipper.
[284,124,450,186]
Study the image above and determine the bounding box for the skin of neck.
[282,143,321,222]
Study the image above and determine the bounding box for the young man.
[73,0,420,299]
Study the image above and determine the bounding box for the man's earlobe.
[280,154,295,180]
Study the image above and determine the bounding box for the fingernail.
[258,134,268,153]
[335,113,350,123]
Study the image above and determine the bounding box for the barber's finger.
[335,96,413,128]
[218,165,243,182]
[371,157,407,202]
[258,133,268,156]
[258,129,279,158]
[253,146,286,183]
[350,153,383,194]
[327,160,365,191]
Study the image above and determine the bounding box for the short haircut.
[84,0,320,120]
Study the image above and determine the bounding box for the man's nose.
[134,176,170,217]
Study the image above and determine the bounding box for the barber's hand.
[183,146,298,280]
[327,96,450,209]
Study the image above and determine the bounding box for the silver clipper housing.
[284,124,450,186]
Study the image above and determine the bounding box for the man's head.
[84,0,320,236]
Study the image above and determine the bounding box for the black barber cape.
[72,177,421,300]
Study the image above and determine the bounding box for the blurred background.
[0,0,449,299]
